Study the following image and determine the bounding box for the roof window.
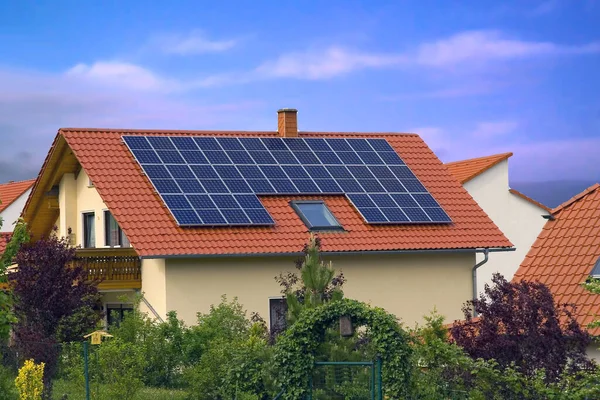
[590,256,600,278]
[290,200,343,231]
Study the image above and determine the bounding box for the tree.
[275,234,346,327]
[450,273,593,382]
[9,233,102,397]
[0,219,30,340]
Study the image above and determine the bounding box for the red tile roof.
[513,183,600,334]
[509,188,552,213]
[445,153,513,184]
[0,179,35,214]
[32,128,512,257]
[0,232,10,255]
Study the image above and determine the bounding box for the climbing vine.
[273,298,412,399]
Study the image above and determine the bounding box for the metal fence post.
[377,356,383,400]
[83,341,90,400]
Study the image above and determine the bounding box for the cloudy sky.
[0,0,599,183]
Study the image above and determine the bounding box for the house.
[21,109,512,329]
[513,183,600,360]
[0,179,35,233]
[445,153,549,296]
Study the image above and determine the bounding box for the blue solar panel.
[172,137,198,151]
[167,165,195,179]
[157,150,185,164]
[148,136,175,150]
[177,179,205,193]
[217,137,244,150]
[180,151,209,164]
[123,135,451,226]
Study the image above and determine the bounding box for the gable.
[0,179,35,214]
[23,128,513,257]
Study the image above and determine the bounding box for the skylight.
[291,201,343,231]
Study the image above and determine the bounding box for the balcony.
[0,248,141,291]
[75,248,141,291]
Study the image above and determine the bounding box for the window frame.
[268,296,288,333]
[104,210,130,248]
[82,212,95,248]
[105,303,134,328]
[290,200,344,231]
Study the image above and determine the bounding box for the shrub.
[14,359,44,400]
[0,361,17,400]
[96,338,146,400]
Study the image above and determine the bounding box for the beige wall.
[0,189,31,232]
[55,169,115,247]
[587,344,600,363]
[161,252,475,329]
[141,258,167,320]
[464,160,546,293]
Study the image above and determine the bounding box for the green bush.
[0,361,17,400]
[96,338,146,400]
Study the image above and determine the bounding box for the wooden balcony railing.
[0,248,141,291]
[74,248,141,290]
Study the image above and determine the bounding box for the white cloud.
[66,61,179,92]
[254,46,404,80]
[471,120,519,138]
[414,30,599,68]
[157,31,238,55]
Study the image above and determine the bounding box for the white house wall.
[0,189,31,232]
[463,160,547,293]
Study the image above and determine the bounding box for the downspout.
[472,249,490,317]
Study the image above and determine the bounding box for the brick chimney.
[277,108,298,137]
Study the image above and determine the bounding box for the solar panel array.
[122,135,452,227]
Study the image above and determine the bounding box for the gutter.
[140,246,514,260]
[472,248,490,317]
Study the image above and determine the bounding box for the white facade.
[461,160,547,294]
[0,189,31,232]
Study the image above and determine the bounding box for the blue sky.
[0,0,599,183]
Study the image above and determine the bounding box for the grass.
[52,379,189,400]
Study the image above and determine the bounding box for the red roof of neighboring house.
[0,179,35,214]
[0,232,10,255]
[509,188,552,213]
[445,153,513,184]
[445,153,549,212]
[513,183,600,334]
[26,128,512,257]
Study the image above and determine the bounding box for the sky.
[0,0,599,184]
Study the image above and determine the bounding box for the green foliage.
[108,294,187,388]
[96,338,146,400]
[273,298,412,400]
[0,360,17,400]
[0,219,29,341]
[51,379,189,400]
[184,296,274,400]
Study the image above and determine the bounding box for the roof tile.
[445,152,513,184]
[0,179,35,214]
[513,184,600,334]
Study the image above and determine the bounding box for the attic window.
[290,201,343,231]
[591,256,600,278]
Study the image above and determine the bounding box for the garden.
[1,223,600,399]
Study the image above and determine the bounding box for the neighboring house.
[513,184,600,360]
[21,109,512,329]
[445,153,550,296]
[0,179,35,233]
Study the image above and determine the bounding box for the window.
[83,212,95,248]
[591,256,600,278]
[106,304,133,328]
[290,201,343,231]
[269,297,288,333]
[88,177,94,187]
[104,211,130,247]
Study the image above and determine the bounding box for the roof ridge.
[0,178,36,187]
[551,183,600,214]
[445,152,513,184]
[58,128,420,136]
[445,152,513,166]
[508,188,551,212]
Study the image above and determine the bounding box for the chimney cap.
[277,108,298,113]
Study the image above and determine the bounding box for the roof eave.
[141,246,515,260]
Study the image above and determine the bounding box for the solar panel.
[123,136,451,226]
